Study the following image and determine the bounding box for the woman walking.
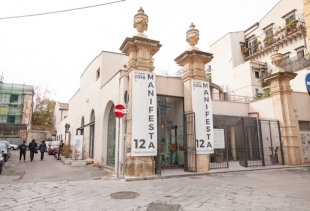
[28,139,37,162]
[39,141,47,161]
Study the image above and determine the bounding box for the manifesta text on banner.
[131,70,157,156]
[192,80,214,154]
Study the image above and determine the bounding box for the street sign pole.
[123,91,129,179]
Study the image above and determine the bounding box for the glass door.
[157,96,184,168]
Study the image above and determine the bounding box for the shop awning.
[0,123,28,131]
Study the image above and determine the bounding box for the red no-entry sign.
[114,104,125,118]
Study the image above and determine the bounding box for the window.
[297,49,304,58]
[7,115,16,123]
[248,39,257,55]
[255,71,260,79]
[285,13,296,25]
[283,55,290,61]
[299,121,310,130]
[10,94,18,103]
[96,68,100,80]
[265,27,274,44]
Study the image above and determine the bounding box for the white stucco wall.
[156,76,183,97]
[292,92,310,120]
[210,33,235,89]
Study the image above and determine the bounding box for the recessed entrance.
[157,96,184,168]
[107,105,116,166]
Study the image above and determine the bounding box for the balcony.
[243,23,304,61]
[280,55,310,72]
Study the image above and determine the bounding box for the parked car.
[10,144,19,150]
[0,141,11,162]
[48,141,60,155]
[26,141,41,150]
[0,152,3,174]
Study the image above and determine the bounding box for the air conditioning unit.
[256,88,263,95]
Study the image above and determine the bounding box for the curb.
[124,164,310,182]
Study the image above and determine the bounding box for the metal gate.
[210,116,229,169]
[237,118,284,167]
[183,112,197,172]
[155,105,161,175]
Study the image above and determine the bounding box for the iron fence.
[211,93,255,103]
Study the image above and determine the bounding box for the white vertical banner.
[71,135,84,159]
[192,80,214,154]
[131,70,157,156]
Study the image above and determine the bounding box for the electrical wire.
[0,0,126,20]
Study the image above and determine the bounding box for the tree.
[32,85,56,126]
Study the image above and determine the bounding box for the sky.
[0,0,280,103]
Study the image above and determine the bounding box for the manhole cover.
[110,191,139,199]
[147,203,181,211]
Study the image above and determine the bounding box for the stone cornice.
[119,36,161,56]
[174,50,213,66]
[263,71,297,82]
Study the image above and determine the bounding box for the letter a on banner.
[192,80,214,154]
[131,70,157,156]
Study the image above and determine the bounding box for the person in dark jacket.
[58,140,64,160]
[28,139,37,162]
[18,140,27,162]
[39,141,47,161]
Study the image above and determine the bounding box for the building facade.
[0,80,34,145]
[210,0,308,98]
[56,2,310,177]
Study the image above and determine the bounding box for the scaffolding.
[0,83,34,138]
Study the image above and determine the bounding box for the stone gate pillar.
[264,47,303,165]
[119,8,162,176]
[175,23,213,172]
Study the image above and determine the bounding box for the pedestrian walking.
[58,140,64,160]
[28,139,37,162]
[18,140,27,162]
[39,141,47,161]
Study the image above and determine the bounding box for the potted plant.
[214,149,224,163]
[269,146,279,163]
[71,144,87,167]
[241,46,248,54]
[61,144,71,165]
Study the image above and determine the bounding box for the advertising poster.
[192,80,214,154]
[71,135,84,160]
[214,129,225,149]
[131,70,157,156]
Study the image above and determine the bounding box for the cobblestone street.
[1,151,310,211]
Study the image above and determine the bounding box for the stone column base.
[125,155,155,176]
[283,146,302,165]
[197,154,210,172]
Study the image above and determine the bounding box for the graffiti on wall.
[301,131,310,163]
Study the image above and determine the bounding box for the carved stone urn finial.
[186,23,200,51]
[133,7,148,38]
[271,47,284,73]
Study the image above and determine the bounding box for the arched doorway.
[89,110,95,158]
[107,105,116,166]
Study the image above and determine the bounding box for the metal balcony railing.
[280,55,310,72]
[212,93,255,103]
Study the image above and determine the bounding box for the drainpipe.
[248,112,259,119]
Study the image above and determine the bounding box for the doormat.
[147,203,181,211]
